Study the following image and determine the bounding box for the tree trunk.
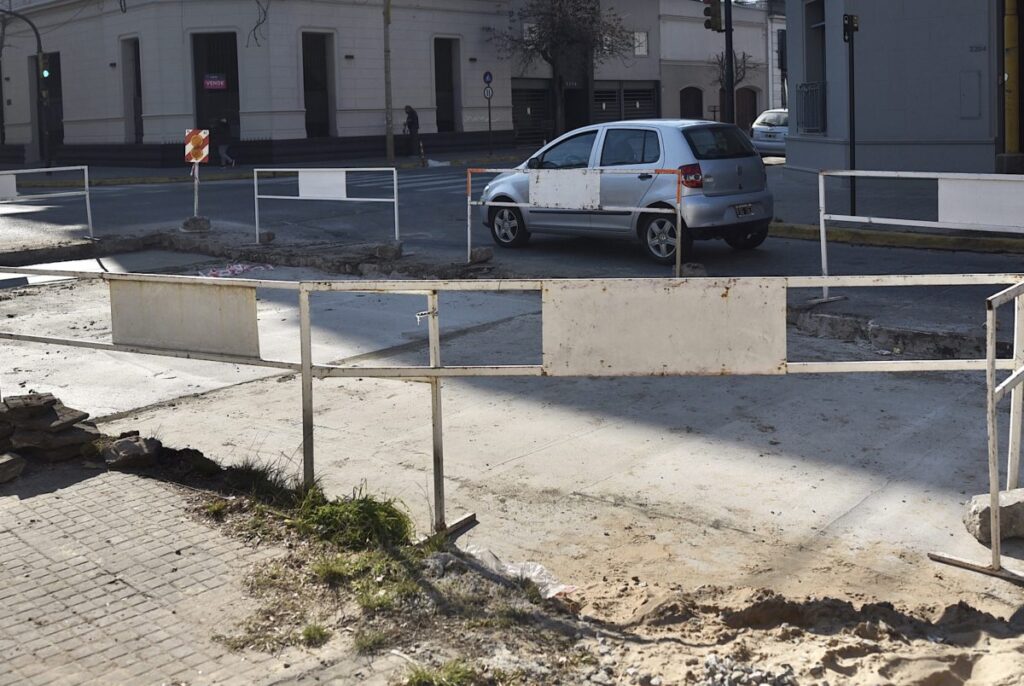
[551,60,565,138]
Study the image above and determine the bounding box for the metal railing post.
[818,171,830,301]
[1008,295,1024,488]
[253,170,261,243]
[427,290,446,532]
[393,168,400,241]
[466,169,473,263]
[299,285,315,490]
[674,171,683,278]
[83,166,94,240]
[987,303,1003,570]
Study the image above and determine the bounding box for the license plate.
[734,204,753,218]
[764,132,776,139]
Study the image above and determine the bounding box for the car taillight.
[680,163,703,189]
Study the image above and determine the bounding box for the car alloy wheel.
[493,208,520,243]
[645,217,677,259]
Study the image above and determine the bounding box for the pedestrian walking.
[402,105,420,158]
[212,117,236,167]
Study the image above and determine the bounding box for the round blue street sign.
[483,71,493,85]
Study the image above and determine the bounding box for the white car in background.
[480,119,773,264]
[750,109,788,156]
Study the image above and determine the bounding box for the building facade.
[0,0,785,165]
[659,0,786,130]
[2,0,518,163]
[785,0,1021,174]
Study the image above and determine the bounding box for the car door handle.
[638,173,653,180]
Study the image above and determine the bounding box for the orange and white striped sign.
[185,129,209,164]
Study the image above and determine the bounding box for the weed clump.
[405,660,480,686]
[353,628,394,654]
[300,623,331,647]
[298,487,412,550]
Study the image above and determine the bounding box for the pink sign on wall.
[203,74,227,90]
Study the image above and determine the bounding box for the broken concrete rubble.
[102,436,162,470]
[0,394,99,464]
[0,452,25,483]
[963,489,1024,543]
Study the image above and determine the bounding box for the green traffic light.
[41,69,49,78]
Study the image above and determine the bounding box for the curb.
[15,153,523,189]
[771,221,1024,254]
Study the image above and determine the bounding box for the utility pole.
[844,14,859,214]
[0,8,46,165]
[383,0,394,164]
[723,0,735,123]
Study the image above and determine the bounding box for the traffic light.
[39,53,50,79]
[704,0,723,33]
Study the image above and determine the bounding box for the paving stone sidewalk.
[0,465,354,686]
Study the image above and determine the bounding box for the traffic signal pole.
[723,0,735,123]
[0,9,47,165]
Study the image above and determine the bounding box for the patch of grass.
[513,577,544,606]
[353,628,394,654]
[300,623,331,647]
[203,498,229,521]
[224,458,307,509]
[354,576,421,612]
[405,660,480,686]
[310,555,355,587]
[298,487,413,550]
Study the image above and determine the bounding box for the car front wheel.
[640,214,692,265]
[489,206,530,248]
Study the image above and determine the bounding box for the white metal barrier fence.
[253,167,399,243]
[466,167,687,276]
[0,165,94,239]
[816,170,1024,301]
[1,268,1023,575]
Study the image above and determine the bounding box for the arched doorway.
[679,87,704,119]
[736,87,758,132]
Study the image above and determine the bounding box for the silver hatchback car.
[480,119,773,264]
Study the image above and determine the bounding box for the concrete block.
[468,247,494,264]
[180,216,211,233]
[963,488,1024,543]
[3,393,58,418]
[103,436,162,470]
[0,452,25,483]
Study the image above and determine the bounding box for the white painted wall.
[1,0,515,150]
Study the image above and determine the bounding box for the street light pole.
[723,0,735,124]
[383,0,395,164]
[0,9,47,165]
[844,14,859,214]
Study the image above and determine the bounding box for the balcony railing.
[797,81,827,134]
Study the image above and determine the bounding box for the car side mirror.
[526,157,540,170]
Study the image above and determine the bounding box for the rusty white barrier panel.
[0,165,94,239]
[298,169,347,200]
[937,177,1024,230]
[541,278,786,376]
[528,169,601,210]
[816,170,1024,301]
[110,279,261,358]
[5,268,1024,563]
[254,167,399,243]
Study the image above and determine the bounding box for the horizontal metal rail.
[0,266,303,290]
[788,359,1016,374]
[823,214,1024,234]
[0,331,299,371]
[823,169,1024,182]
[988,281,1024,309]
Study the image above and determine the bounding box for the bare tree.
[711,50,760,90]
[488,0,632,135]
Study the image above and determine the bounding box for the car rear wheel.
[724,224,769,251]
[640,214,692,265]
[489,206,530,248]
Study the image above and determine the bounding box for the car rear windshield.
[682,125,756,160]
[754,111,788,127]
